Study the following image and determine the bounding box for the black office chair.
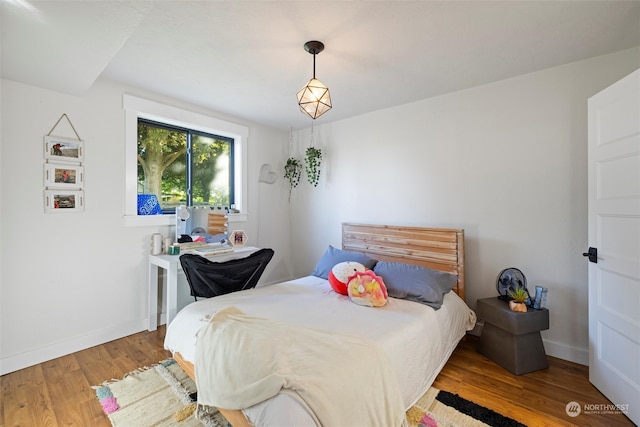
[179,248,274,300]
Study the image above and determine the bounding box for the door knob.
[582,247,598,263]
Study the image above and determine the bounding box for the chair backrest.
[179,248,274,299]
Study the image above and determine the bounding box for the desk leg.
[148,263,159,331]
[166,264,178,327]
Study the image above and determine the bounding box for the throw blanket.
[195,306,406,427]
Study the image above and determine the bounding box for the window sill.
[226,212,248,222]
[123,212,248,227]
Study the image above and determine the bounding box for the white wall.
[0,78,292,374]
[2,48,638,373]
[288,48,640,365]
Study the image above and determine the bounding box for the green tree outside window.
[137,120,232,212]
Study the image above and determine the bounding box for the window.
[137,119,234,213]
[124,94,248,226]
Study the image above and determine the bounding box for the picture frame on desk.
[230,230,247,247]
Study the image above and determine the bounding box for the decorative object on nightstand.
[496,267,534,312]
[477,297,549,375]
[496,267,528,300]
[507,286,529,312]
[533,285,549,309]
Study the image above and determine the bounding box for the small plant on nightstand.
[508,287,529,312]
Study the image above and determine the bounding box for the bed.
[164,223,476,426]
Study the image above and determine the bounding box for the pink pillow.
[328,261,366,295]
[347,270,388,307]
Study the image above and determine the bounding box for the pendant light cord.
[312,53,316,79]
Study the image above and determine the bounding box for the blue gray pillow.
[311,245,377,279]
[373,261,457,310]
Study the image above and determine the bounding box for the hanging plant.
[305,146,322,187]
[284,157,302,199]
[284,157,302,188]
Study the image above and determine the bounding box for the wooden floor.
[432,336,634,427]
[1,327,171,427]
[1,329,634,427]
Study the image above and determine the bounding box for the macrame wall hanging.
[283,124,324,200]
[43,113,85,213]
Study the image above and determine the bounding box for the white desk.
[148,246,258,331]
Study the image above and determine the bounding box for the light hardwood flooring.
[432,337,634,427]
[1,327,171,427]
[1,328,634,427]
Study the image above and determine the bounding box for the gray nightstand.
[476,297,549,375]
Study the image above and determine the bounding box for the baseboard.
[543,338,589,366]
[0,318,148,375]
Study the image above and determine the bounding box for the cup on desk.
[168,244,180,255]
[163,237,173,254]
[151,233,162,255]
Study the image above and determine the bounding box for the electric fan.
[496,268,528,302]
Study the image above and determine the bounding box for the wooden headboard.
[342,223,465,301]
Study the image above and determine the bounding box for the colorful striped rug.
[94,359,228,427]
[406,387,526,427]
[94,359,524,427]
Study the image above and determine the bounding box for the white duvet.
[164,275,476,425]
[195,306,406,427]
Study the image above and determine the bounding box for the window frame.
[137,118,235,212]
[123,94,248,226]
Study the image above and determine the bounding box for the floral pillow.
[347,270,388,307]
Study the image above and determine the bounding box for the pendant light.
[296,41,332,119]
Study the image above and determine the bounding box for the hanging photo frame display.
[43,114,85,213]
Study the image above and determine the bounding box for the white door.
[587,69,640,425]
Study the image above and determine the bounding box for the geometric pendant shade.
[296,41,332,119]
[297,78,332,119]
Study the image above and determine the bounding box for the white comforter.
[165,276,476,425]
[195,306,406,427]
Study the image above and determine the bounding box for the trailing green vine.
[305,147,322,187]
[284,157,302,200]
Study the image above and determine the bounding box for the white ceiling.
[2,1,639,131]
